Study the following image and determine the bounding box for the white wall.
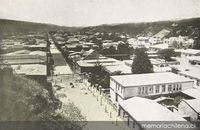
[178,101,198,122]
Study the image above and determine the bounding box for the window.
[168,85,172,92]
[173,85,176,91]
[138,87,141,95]
[142,87,145,94]
[148,86,153,94]
[176,84,179,91]
[115,93,118,102]
[179,84,182,91]
[197,80,200,86]
[145,87,148,94]
[162,85,166,92]
[155,85,160,93]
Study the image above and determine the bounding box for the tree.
[171,67,179,74]
[75,45,83,52]
[131,48,154,74]
[117,42,129,54]
[158,49,176,61]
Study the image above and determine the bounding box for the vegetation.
[158,49,176,61]
[0,66,86,130]
[131,48,154,74]
[0,19,80,36]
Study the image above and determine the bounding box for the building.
[154,29,170,39]
[119,97,188,130]
[11,64,47,86]
[188,56,200,65]
[180,49,200,57]
[179,69,200,87]
[75,57,121,73]
[150,58,180,72]
[0,55,46,65]
[146,51,159,58]
[149,43,169,51]
[124,59,179,72]
[103,63,132,75]
[178,99,200,122]
[181,88,200,99]
[110,72,193,105]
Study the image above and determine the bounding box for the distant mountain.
[81,17,200,38]
[0,19,80,35]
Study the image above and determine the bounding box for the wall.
[178,101,198,122]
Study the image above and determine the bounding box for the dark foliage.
[131,48,154,74]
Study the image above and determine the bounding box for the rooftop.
[182,99,200,113]
[181,88,200,99]
[150,43,169,49]
[11,64,46,75]
[181,49,200,55]
[120,97,186,121]
[188,56,200,62]
[179,69,200,80]
[77,57,121,67]
[104,63,132,74]
[111,72,193,87]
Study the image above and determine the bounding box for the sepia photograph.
[0,0,200,130]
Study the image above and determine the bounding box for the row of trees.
[102,43,133,55]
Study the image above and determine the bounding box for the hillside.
[0,66,86,129]
[82,17,200,38]
[0,19,80,35]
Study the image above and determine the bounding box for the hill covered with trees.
[0,19,80,35]
[82,17,200,38]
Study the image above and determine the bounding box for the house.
[11,64,47,86]
[178,99,200,122]
[103,63,132,75]
[82,49,100,60]
[180,49,200,57]
[124,59,179,72]
[188,56,200,65]
[136,37,150,48]
[0,54,46,65]
[75,57,121,73]
[148,37,162,45]
[181,88,200,99]
[119,97,188,130]
[150,58,180,72]
[102,42,119,49]
[179,69,200,87]
[153,29,170,39]
[67,37,79,44]
[149,43,169,51]
[110,72,193,106]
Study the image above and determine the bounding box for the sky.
[0,0,200,26]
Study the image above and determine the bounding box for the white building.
[180,49,200,57]
[179,69,200,87]
[119,97,188,130]
[188,56,200,65]
[149,43,169,51]
[178,99,200,122]
[110,72,193,106]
